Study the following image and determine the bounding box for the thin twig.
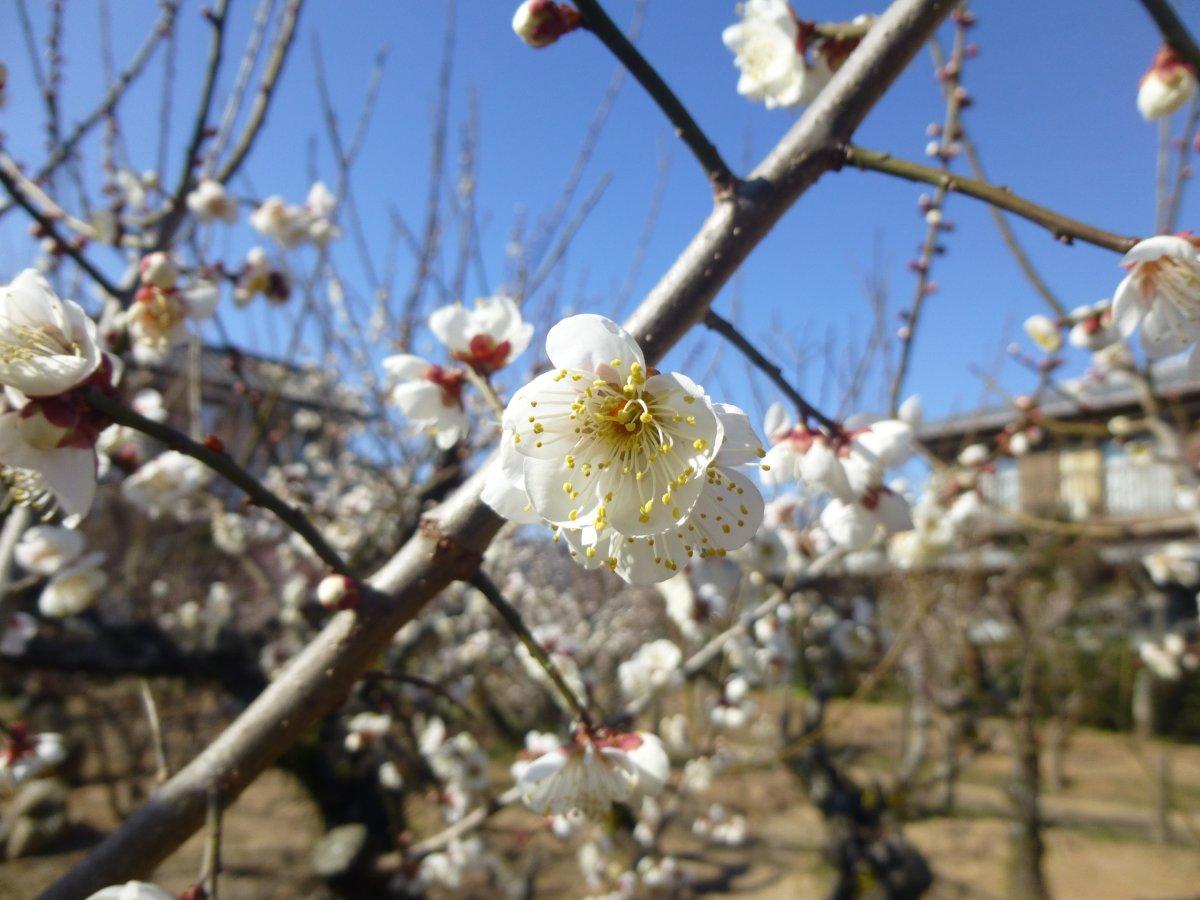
[139,679,170,784]
[704,309,842,433]
[841,144,1139,253]
[83,388,354,576]
[574,0,734,192]
[470,570,594,729]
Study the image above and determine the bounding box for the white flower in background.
[120,450,211,518]
[517,729,668,817]
[1111,235,1200,358]
[485,315,765,584]
[898,394,923,429]
[15,524,84,576]
[38,551,106,618]
[1139,638,1184,681]
[0,612,38,656]
[1138,45,1198,121]
[250,196,310,249]
[618,639,683,701]
[139,252,179,291]
[383,354,469,449]
[0,725,65,790]
[114,169,151,212]
[234,247,290,305]
[305,181,340,244]
[512,0,581,48]
[429,295,534,375]
[186,178,238,224]
[1068,301,1118,351]
[85,883,175,900]
[722,0,819,109]
[1143,541,1200,586]
[0,270,101,397]
[762,403,914,550]
[958,443,989,467]
[344,712,392,752]
[1023,314,1062,353]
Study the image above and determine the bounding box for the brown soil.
[3,702,1200,898]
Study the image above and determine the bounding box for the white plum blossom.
[0,270,101,397]
[1111,235,1200,358]
[304,181,340,244]
[429,295,533,374]
[762,402,914,549]
[484,315,765,584]
[383,353,469,449]
[722,0,824,110]
[0,612,38,656]
[1143,541,1200,586]
[15,524,84,576]
[517,728,669,817]
[0,725,66,789]
[1068,301,1118,351]
[1023,314,1062,353]
[120,450,211,518]
[250,196,311,248]
[1138,45,1198,121]
[38,551,106,618]
[185,178,238,224]
[85,883,175,900]
[617,639,683,701]
[344,712,392,752]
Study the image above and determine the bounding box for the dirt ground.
[3,702,1200,898]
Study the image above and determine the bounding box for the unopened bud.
[317,574,360,611]
[512,0,581,48]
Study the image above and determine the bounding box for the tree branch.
[46,2,957,893]
[574,0,735,192]
[1139,0,1200,73]
[841,144,1139,253]
[84,388,354,577]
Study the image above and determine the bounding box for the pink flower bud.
[512,0,581,48]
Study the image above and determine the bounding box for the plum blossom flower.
[383,353,469,449]
[722,0,825,110]
[517,728,668,817]
[185,178,238,224]
[234,247,290,305]
[761,402,914,549]
[15,524,84,576]
[1138,45,1197,121]
[1023,314,1062,353]
[512,0,581,48]
[0,723,66,789]
[617,639,683,701]
[344,712,391,752]
[250,196,310,248]
[484,315,765,584]
[1111,235,1200,358]
[1143,541,1200,586]
[38,551,106,617]
[0,612,37,657]
[0,270,101,398]
[120,450,211,518]
[85,883,174,900]
[429,295,533,374]
[1068,301,1119,351]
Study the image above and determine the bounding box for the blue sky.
[1,1,1197,431]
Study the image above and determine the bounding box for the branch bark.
[842,144,1140,253]
[45,1,956,893]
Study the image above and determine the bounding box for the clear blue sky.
[1,1,1195,429]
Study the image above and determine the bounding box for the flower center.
[0,322,77,365]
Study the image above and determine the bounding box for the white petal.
[545,314,644,375]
